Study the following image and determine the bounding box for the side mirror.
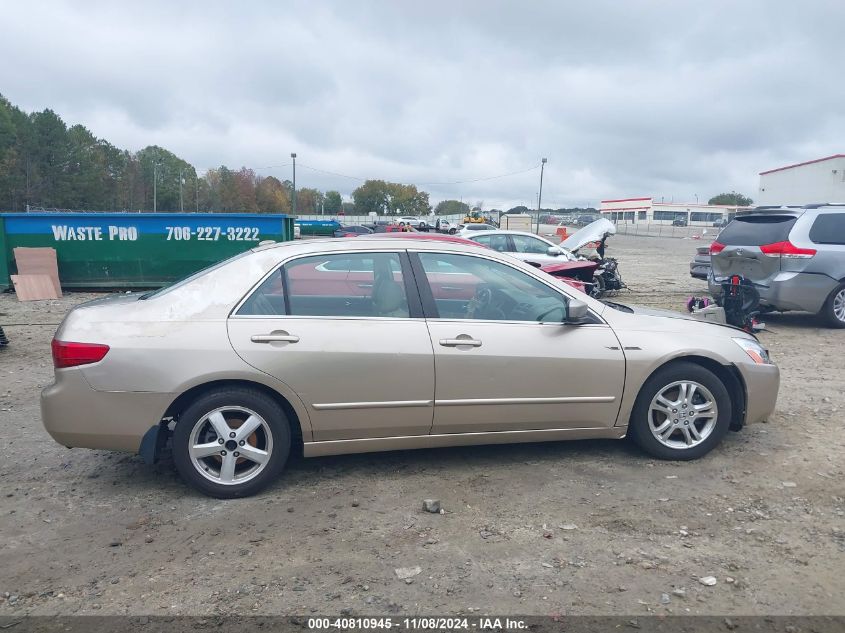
[547,246,562,256]
[566,298,590,324]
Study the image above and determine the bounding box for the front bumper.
[736,362,779,425]
[41,368,173,453]
[708,271,837,313]
[690,262,710,279]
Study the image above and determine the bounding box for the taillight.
[710,241,725,254]
[51,339,110,368]
[759,241,817,259]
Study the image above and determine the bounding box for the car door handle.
[251,333,300,344]
[441,286,463,291]
[439,338,482,347]
[357,283,373,288]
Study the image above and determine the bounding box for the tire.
[820,283,845,329]
[172,387,291,498]
[589,274,605,299]
[449,228,456,235]
[629,362,732,460]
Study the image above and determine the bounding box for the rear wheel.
[172,388,291,498]
[629,362,732,460]
[821,283,845,328]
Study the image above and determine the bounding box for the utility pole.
[291,153,297,216]
[195,173,199,212]
[536,158,547,233]
[179,168,184,212]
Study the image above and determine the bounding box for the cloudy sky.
[2,1,843,209]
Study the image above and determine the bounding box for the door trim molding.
[312,399,433,411]
[435,396,615,406]
[303,425,627,457]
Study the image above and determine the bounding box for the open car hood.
[560,218,616,252]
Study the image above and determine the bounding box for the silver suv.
[708,204,845,327]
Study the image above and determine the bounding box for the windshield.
[139,250,252,299]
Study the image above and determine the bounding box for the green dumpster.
[0,212,294,291]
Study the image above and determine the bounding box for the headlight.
[732,337,772,365]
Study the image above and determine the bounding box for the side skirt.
[303,426,628,458]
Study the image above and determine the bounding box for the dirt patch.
[0,234,843,616]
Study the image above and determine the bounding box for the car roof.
[466,229,551,239]
[356,233,483,246]
[253,235,492,255]
[738,203,845,217]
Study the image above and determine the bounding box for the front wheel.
[449,228,457,235]
[629,362,732,460]
[172,388,291,498]
[821,283,845,328]
[589,273,605,299]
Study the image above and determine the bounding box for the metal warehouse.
[758,154,845,206]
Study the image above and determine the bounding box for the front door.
[411,251,625,434]
[228,251,434,441]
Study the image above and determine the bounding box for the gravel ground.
[0,233,843,616]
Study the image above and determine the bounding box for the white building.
[758,154,845,206]
[599,198,750,225]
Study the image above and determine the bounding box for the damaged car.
[708,204,845,327]
[43,237,779,498]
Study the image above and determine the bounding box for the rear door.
[803,210,845,279]
[228,251,435,441]
[711,213,799,284]
[470,233,511,254]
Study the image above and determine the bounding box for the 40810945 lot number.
[307,618,475,630]
[166,226,261,241]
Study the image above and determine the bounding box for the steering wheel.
[467,285,507,320]
[467,286,492,319]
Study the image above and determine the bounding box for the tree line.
[0,95,418,215]
[1,94,753,216]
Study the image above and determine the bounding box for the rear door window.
[809,213,845,245]
[717,215,797,245]
[471,234,510,251]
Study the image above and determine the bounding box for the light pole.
[291,153,297,216]
[536,157,547,233]
[179,168,184,212]
[195,173,200,212]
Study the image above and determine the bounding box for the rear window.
[717,215,797,246]
[809,213,845,245]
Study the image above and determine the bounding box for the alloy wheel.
[834,288,845,323]
[647,381,718,449]
[188,406,273,485]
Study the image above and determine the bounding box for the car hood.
[605,302,747,334]
[561,218,616,252]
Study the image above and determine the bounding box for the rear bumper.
[709,271,837,313]
[41,368,173,452]
[737,363,779,425]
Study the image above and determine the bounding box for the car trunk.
[710,213,802,284]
